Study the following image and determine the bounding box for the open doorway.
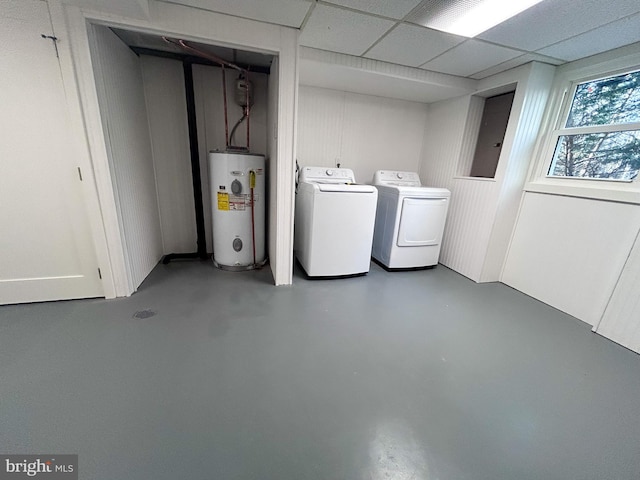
[88,24,279,293]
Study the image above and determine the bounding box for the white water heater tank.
[208,152,266,270]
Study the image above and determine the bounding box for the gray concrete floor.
[1,261,639,480]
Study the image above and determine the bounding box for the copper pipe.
[163,37,245,73]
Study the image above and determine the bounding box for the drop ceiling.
[159,0,640,80]
[102,0,640,103]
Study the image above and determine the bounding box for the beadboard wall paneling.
[502,192,640,326]
[297,86,345,169]
[443,180,498,280]
[596,227,640,351]
[419,95,497,280]
[419,63,556,282]
[297,85,428,183]
[480,62,556,281]
[455,95,485,177]
[90,25,162,292]
[140,55,195,255]
[419,96,469,188]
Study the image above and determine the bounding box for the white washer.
[371,170,450,269]
[295,167,378,277]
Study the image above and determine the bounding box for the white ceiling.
[161,0,640,80]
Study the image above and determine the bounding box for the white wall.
[89,25,163,292]
[420,95,493,280]
[479,63,557,282]
[193,66,268,155]
[272,40,299,286]
[501,45,640,346]
[596,228,640,351]
[419,62,556,282]
[268,57,279,278]
[297,85,428,183]
[503,193,640,326]
[140,55,195,254]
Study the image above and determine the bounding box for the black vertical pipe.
[183,61,208,260]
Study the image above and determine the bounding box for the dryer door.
[397,197,448,247]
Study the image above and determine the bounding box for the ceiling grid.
[154,0,640,81]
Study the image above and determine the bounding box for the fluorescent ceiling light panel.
[409,0,545,37]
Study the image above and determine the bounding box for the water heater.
[208,152,266,270]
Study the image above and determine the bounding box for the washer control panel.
[300,166,357,184]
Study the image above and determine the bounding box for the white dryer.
[295,167,378,277]
[371,170,450,269]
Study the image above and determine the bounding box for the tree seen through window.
[549,69,640,181]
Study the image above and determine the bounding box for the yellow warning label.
[217,192,229,211]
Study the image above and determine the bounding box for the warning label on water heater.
[218,192,259,211]
[229,194,245,211]
[217,192,229,211]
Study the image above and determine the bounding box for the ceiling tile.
[300,4,396,56]
[365,24,464,67]
[420,40,522,77]
[323,0,423,20]
[161,0,313,28]
[469,53,565,80]
[537,13,640,61]
[478,0,640,52]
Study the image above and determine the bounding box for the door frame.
[49,0,298,295]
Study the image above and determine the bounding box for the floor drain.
[133,309,156,319]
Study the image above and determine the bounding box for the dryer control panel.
[372,170,421,187]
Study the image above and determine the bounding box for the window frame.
[526,48,640,205]
[546,68,640,183]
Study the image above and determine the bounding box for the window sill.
[453,176,497,182]
[524,178,640,205]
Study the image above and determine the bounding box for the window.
[547,69,640,181]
